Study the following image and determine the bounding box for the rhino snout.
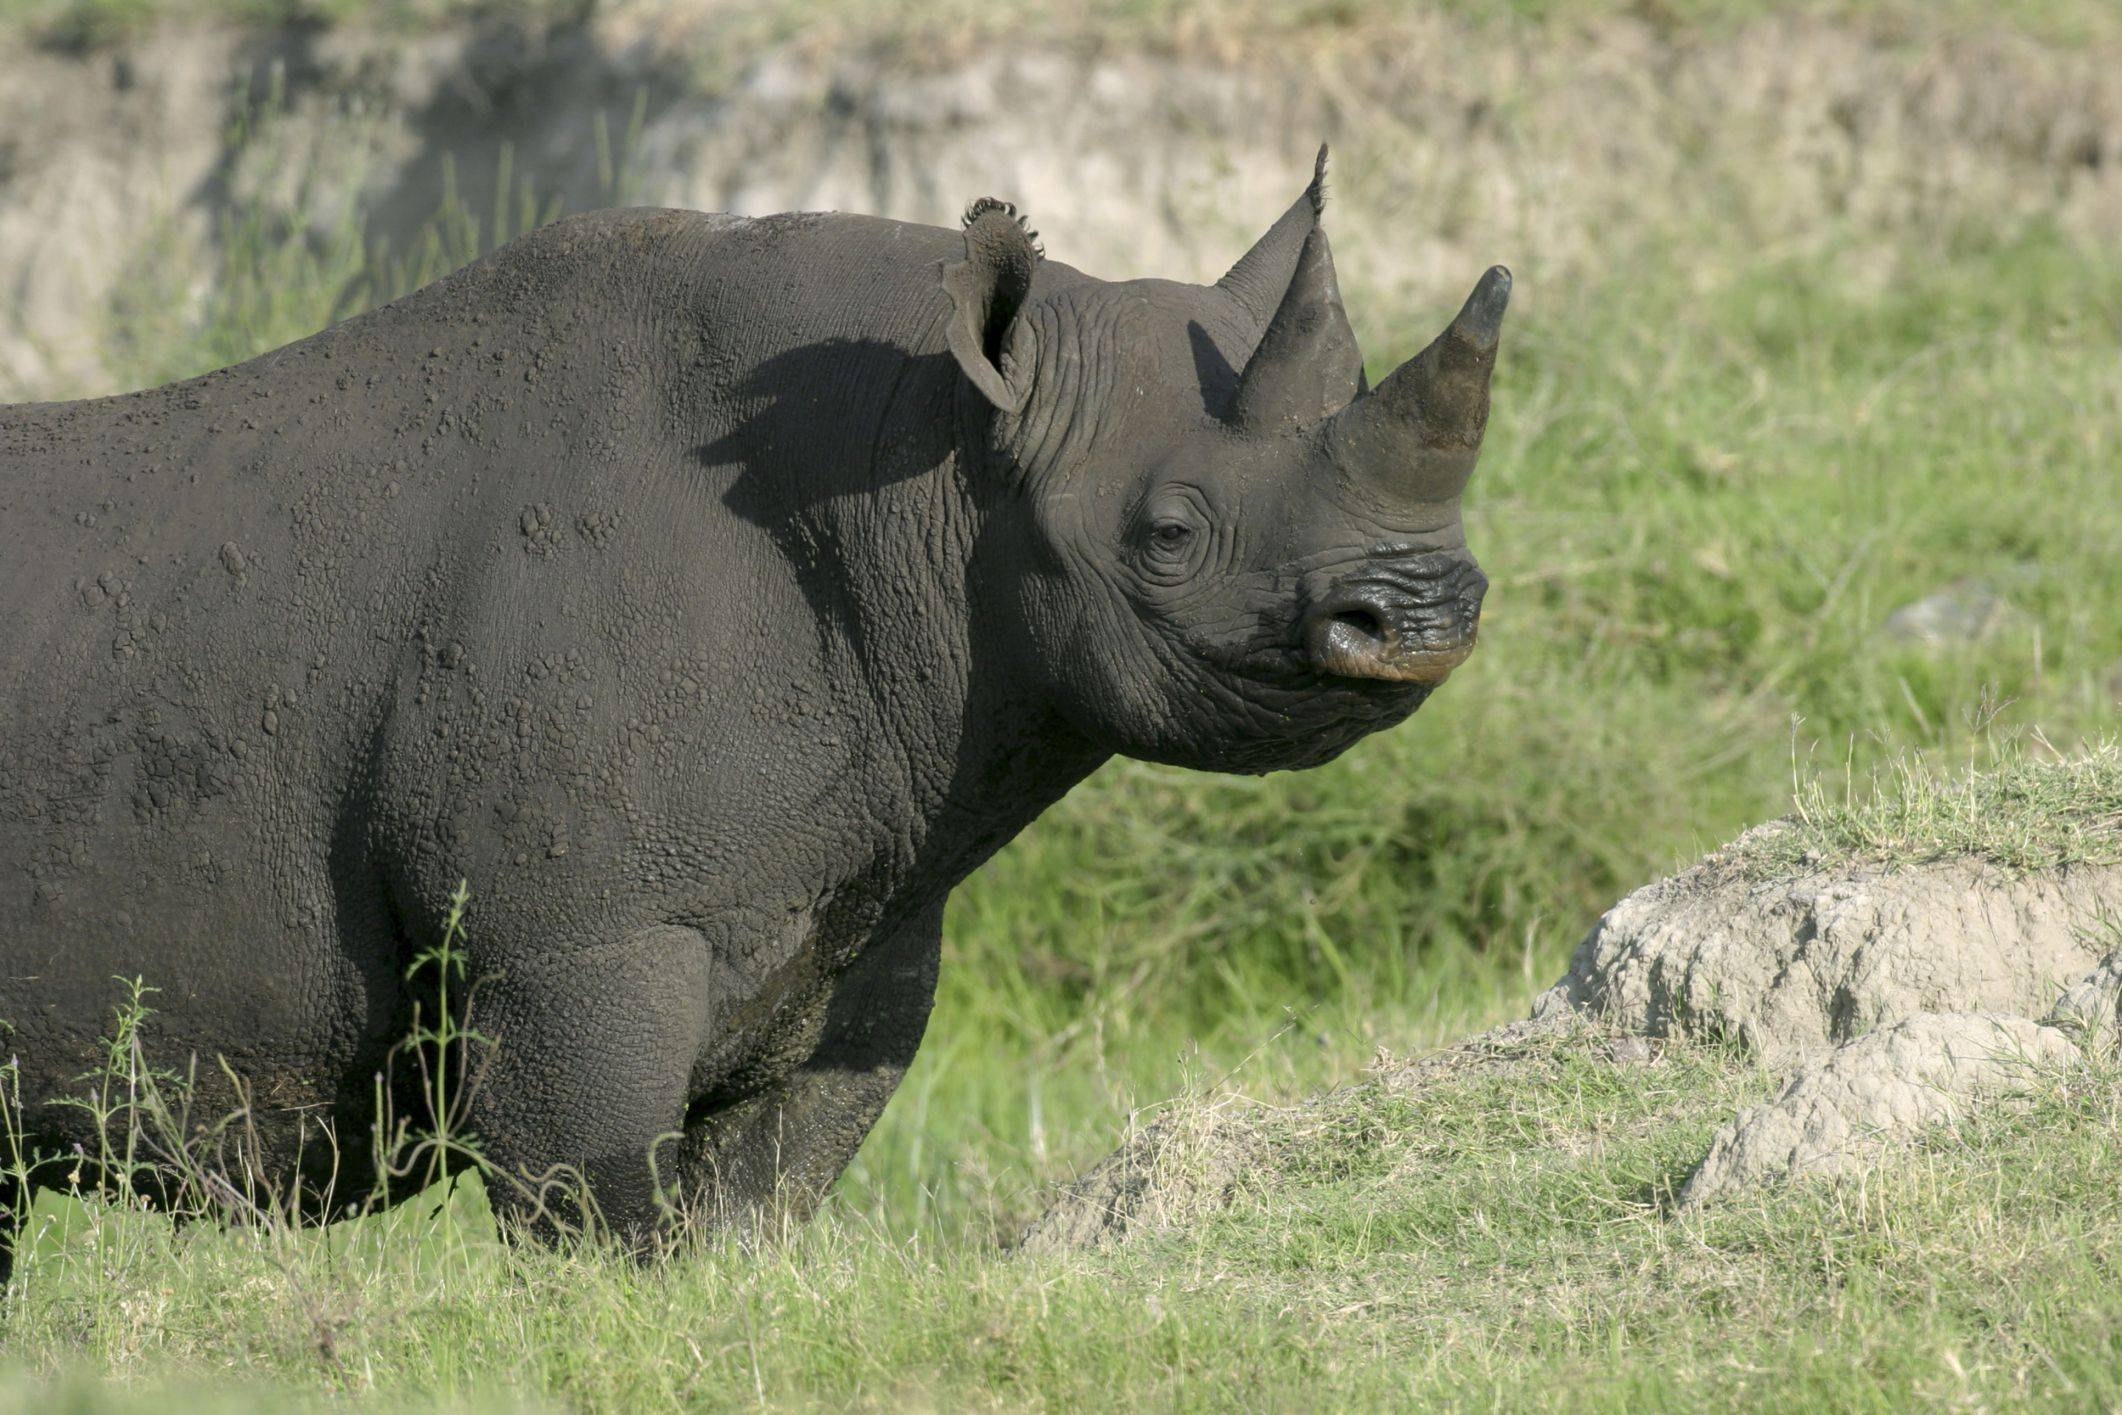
[1302,558,1487,685]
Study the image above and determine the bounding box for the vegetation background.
[0,0,2118,1406]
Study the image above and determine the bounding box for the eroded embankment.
[3,7,2120,397]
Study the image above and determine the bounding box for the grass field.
[3,0,2121,1404]
[8,981,2122,1408]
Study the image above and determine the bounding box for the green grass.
[6,1029,2120,1408]
[4,9,2122,1403]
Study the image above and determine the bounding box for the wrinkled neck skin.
[655,228,1110,895]
[804,417,1111,888]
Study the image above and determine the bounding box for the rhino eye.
[1148,519,1196,551]
[1136,494,1211,584]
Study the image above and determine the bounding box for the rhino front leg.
[674,902,943,1227]
[459,924,716,1245]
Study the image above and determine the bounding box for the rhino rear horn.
[1230,223,1365,432]
[1218,143,1329,335]
[1325,266,1511,504]
[942,199,1042,414]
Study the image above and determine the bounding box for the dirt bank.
[2,8,2118,397]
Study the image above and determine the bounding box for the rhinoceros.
[0,149,1506,1266]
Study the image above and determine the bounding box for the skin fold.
[0,151,1508,1265]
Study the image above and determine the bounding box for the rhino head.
[942,149,1508,773]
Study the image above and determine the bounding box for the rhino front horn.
[1325,265,1511,505]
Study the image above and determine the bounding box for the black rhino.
[0,150,1507,1266]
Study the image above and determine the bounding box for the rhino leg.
[671,901,943,1229]
[464,924,717,1246]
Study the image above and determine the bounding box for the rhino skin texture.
[0,157,1510,1265]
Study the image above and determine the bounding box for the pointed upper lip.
[1309,619,1476,684]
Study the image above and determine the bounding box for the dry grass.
[1732,740,2122,875]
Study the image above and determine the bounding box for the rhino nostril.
[1330,606,1388,645]
[1306,590,1473,684]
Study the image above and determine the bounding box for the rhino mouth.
[1207,636,1442,708]
[1307,613,1477,684]
[1155,630,1440,773]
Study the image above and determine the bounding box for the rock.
[1880,579,2026,648]
[1534,846,2121,1063]
[2045,948,2122,1047]
[1680,1012,2077,1207]
[1601,1035,1663,1067]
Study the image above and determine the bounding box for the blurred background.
[0,0,2116,1237]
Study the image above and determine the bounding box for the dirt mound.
[1533,835,2122,1063]
[1033,823,2122,1251]
[2046,947,2122,1044]
[1017,1096,1268,1257]
[1679,1012,2078,1207]
[1022,1018,1577,1255]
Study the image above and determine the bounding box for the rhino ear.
[942,198,1042,414]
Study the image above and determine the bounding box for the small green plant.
[372,881,491,1199]
[42,980,216,1215]
[0,884,559,1294]
[0,1035,28,1261]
